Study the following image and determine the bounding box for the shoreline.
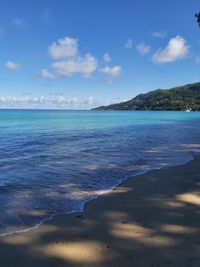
[0,154,194,238]
[0,155,200,266]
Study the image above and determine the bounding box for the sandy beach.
[0,156,200,267]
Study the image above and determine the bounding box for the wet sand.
[0,156,200,266]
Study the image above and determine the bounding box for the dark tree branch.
[195,12,200,27]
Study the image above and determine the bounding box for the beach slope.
[0,156,200,266]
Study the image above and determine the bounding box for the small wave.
[0,111,200,237]
[0,153,196,238]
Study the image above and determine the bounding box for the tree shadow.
[0,156,200,266]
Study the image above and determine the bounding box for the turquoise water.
[1,109,199,132]
[0,110,200,235]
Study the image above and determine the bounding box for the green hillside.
[93,82,200,111]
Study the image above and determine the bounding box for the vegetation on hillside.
[94,83,200,111]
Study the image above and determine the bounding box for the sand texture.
[0,156,200,266]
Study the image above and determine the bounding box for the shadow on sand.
[0,156,200,267]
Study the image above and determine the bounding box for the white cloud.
[103,53,111,62]
[152,35,189,63]
[100,65,121,77]
[42,37,98,79]
[51,53,97,77]
[40,69,55,79]
[100,65,121,83]
[42,36,122,82]
[13,18,24,27]
[136,43,151,55]
[48,37,78,59]
[5,60,20,70]
[125,38,133,49]
[0,95,104,109]
[152,31,167,39]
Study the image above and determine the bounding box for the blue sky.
[0,0,200,109]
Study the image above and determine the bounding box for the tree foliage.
[195,12,200,27]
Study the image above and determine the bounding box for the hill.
[93,82,200,111]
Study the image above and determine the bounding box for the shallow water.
[0,110,200,235]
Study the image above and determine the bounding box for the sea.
[0,109,200,236]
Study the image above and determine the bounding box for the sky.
[0,0,200,109]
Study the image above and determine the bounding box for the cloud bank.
[0,95,105,109]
